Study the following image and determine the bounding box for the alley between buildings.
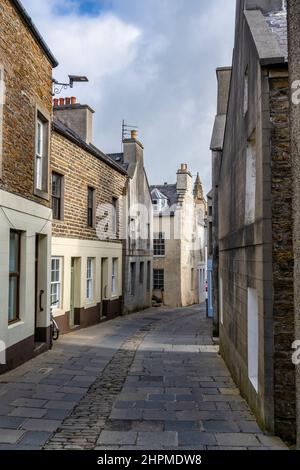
[0,305,286,450]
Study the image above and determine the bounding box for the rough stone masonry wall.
[287,0,300,448]
[269,74,296,443]
[0,0,53,205]
[51,132,127,241]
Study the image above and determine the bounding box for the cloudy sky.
[22,0,236,194]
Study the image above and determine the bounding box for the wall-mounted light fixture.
[52,75,89,96]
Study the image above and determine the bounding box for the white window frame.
[112,258,118,296]
[36,118,44,191]
[51,257,62,309]
[86,257,94,301]
[219,276,223,325]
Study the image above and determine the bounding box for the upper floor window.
[52,172,64,220]
[154,232,165,256]
[87,187,95,228]
[153,198,168,213]
[9,230,21,323]
[245,133,256,225]
[35,112,49,196]
[112,197,118,235]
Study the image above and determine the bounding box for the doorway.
[70,257,80,328]
[34,234,47,343]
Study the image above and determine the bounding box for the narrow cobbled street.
[0,305,286,450]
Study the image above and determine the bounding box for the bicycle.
[50,301,60,341]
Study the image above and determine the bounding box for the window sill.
[34,188,49,201]
[154,255,165,258]
[85,301,97,308]
[8,320,24,329]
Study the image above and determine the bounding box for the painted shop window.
[87,187,95,228]
[247,288,259,392]
[86,258,94,301]
[153,232,165,256]
[112,258,118,296]
[52,172,63,220]
[245,133,256,225]
[153,269,164,290]
[35,112,49,195]
[139,262,144,284]
[147,261,151,291]
[130,262,136,296]
[51,257,61,308]
[8,230,21,323]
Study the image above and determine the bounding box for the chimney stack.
[53,97,94,144]
[123,128,144,165]
[177,163,192,193]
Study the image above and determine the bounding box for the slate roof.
[10,0,58,67]
[53,119,127,175]
[210,115,226,151]
[150,184,179,208]
[108,153,129,171]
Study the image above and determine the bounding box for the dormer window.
[152,198,168,212]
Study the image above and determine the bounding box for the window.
[130,262,136,296]
[52,172,63,220]
[245,134,256,225]
[86,258,94,301]
[153,198,168,213]
[247,288,259,392]
[112,258,118,295]
[191,268,195,290]
[87,187,95,228]
[153,269,164,290]
[51,257,61,308]
[112,198,118,235]
[147,223,151,249]
[35,113,49,194]
[154,232,165,256]
[8,230,21,323]
[147,261,151,291]
[208,206,212,217]
[139,262,144,284]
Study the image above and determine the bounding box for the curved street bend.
[0,305,287,450]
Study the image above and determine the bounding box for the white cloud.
[22,0,235,194]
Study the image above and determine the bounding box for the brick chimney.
[176,163,192,193]
[53,97,95,144]
[123,129,144,166]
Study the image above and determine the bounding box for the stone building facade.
[0,0,57,372]
[51,99,127,334]
[209,67,231,335]
[216,0,295,443]
[109,132,153,315]
[151,165,207,308]
[287,0,300,449]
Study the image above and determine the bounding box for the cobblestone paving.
[0,304,287,450]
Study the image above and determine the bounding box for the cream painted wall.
[0,189,52,349]
[51,237,123,317]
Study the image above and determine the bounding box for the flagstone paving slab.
[0,304,288,450]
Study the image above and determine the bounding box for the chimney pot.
[131,129,137,140]
[59,98,65,106]
[65,97,71,105]
[53,98,59,107]
[71,96,76,105]
[181,163,188,172]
